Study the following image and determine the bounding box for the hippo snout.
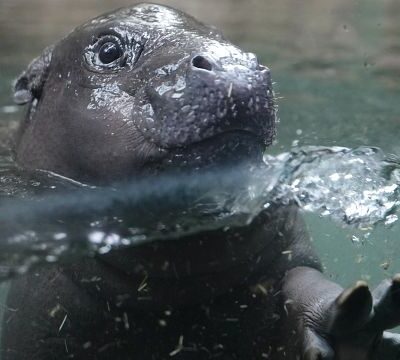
[191,51,260,72]
[135,50,275,149]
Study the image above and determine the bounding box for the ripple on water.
[0,145,399,279]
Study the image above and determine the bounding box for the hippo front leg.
[280,266,400,360]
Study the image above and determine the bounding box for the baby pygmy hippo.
[3,3,400,360]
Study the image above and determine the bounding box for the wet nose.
[191,52,260,73]
[191,55,213,71]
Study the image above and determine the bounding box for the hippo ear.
[13,45,54,105]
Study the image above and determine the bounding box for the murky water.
[0,0,400,350]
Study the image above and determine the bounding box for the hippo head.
[13,3,276,184]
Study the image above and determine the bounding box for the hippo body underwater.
[2,4,400,360]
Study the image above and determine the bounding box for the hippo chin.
[3,3,400,360]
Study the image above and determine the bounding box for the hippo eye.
[98,42,123,64]
[85,35,128,71]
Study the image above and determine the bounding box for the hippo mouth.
[167,128,266,151]
[184,128,265,147]
[135,117,267,150]
[139,129,266,175]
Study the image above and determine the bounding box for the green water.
[0,0,399,343]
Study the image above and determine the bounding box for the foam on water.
[266,146,400,227]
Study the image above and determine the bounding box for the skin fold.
[2,3,400,359]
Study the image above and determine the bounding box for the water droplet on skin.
[181,105,191,113]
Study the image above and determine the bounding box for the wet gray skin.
[3,4,400,360]
[13,3,275,183]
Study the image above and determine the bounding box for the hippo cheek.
[131,95,212,148]
[56,87,164,181]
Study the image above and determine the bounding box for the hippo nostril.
[191,55,213,71]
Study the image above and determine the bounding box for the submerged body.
[2,4,400,360]
[4,206,318,359]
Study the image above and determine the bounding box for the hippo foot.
[302,275,400,360]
